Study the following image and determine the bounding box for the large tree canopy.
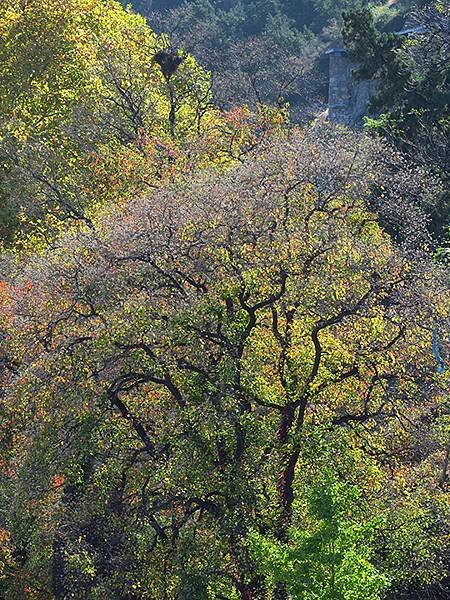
[1,125,448,598]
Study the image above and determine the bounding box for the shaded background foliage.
[123,1,420,115]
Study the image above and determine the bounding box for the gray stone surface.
[326,48,374,127]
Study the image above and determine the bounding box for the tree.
[0,0,217,243]
[250,470,390,599]
[1,124,447,598]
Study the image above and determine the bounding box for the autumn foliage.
[0,1,448,599]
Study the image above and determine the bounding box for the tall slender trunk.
[168,81,176,139]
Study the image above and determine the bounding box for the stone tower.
[326,47,375,126]
[325,48,352,124]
